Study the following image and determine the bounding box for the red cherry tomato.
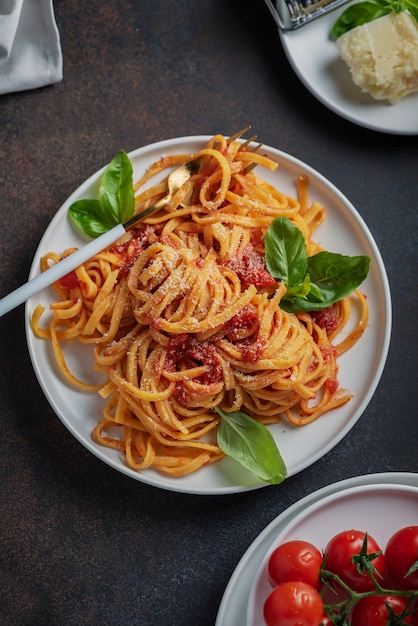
[267,540,323,589]
[263,581,323,626]
[351,594,413,626]
[385,526,418,590]
[324,529,385,592]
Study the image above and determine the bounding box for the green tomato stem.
[320,567,418,619]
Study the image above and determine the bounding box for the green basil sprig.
[265,217,370,313]
[68,150,135,238]
[331,0,418,39]
[215,408,287,485]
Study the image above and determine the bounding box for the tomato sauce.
[111,224,162,276]
[219,304,264,362]
[165,335,222,382]
[311,304,339,333]
[224,244,275,289]
[59,270,79,290]
[164,335,223,405]
[326,378,339,394]
[238,337,265,363]
[222,304,259,341]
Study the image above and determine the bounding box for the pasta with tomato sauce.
[31,133,368,476]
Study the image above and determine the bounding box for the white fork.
[0,159,199,318]
[0,129,262,317]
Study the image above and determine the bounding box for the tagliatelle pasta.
[31,134,368,476]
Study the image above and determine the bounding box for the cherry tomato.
[385,526,418,590]
[351,594,413,626]
[324,529,385,592]
[263,581,323,626]
[267,540,323,589]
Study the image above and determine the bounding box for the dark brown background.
[0,1,417,624]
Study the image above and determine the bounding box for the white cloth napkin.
[0,0,62,95]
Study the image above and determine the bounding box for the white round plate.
[278,3,418,134]
[25,136,391,495]
[247,478,418,625]
[215,472,418,626]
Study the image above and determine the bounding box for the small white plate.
[247,479,418,625]
[276,2,418,134]
[25,136,391,495]
[215,472,418,626]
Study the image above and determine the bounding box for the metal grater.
[264,0,350,30]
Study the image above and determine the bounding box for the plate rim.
[25,135,392,495]
[215,471,418,626]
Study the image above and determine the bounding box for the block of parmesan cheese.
[337,11,418,103]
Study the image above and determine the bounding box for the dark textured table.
[0,2,417,625]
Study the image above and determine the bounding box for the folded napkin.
[0,0,62,95]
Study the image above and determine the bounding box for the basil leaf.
[100,150,135,225]
[264,217,370,313]
[68,199,114,238]
[287,273,311,298]
[408,1,418,21]
[265,217,307,289]
[331,0,392,38]
[330,0,418,39]
[281,251,370,313]
[215,408,287,485]
[308,251,370,297]
[68,150,135,239]
[307,281,325,302]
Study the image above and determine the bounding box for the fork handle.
[0,223,126,318]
